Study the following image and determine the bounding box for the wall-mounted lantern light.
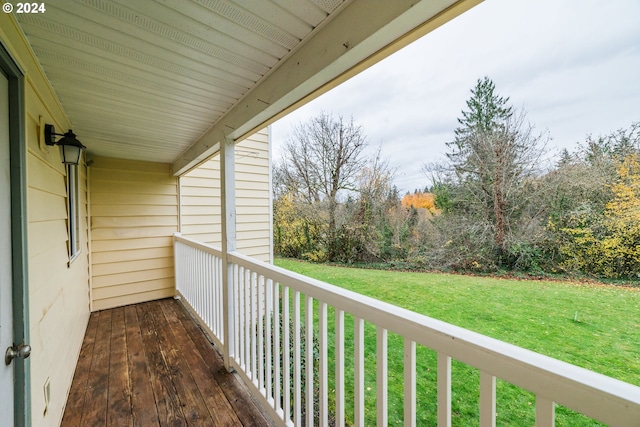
[44,124,86,166]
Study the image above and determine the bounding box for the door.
[0,67,14,421]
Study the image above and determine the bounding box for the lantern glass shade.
[60,143,83,165]
[44,125,86,166]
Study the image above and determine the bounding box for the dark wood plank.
[124,305,160,427]
[60,312,99,426]
[107,307,132,426]
[80,309,112,426]
[160,299,244,426]
[147,300,216,426]
[170,299,271,427]
[63,299,273,427]
[136,303,187,427]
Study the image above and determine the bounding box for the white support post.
[221,137,236,372]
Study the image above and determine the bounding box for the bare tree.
[278,112,368,258]
[357,147,396,203]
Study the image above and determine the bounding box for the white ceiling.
[16,0,345,163]
[14,0,479,173]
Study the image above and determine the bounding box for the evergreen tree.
[447,76,513,166]
[442,77,547,267]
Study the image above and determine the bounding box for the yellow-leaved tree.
[559,153,640,278]
[401,191,438,214]
[273,192,325,261]
[600,153,640,278]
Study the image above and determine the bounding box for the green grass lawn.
[275,258,640,426]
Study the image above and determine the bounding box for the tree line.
[273,77,640,280]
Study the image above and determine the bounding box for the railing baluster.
[536,396,555,427]
[221,257,225,337]
[404,339,416,427]
[319,302,328,427]
[354,317,365,427]
[273,282,281,413]
[201,250,204,323]
[206,252,212,332]
[208,252,213,332]
[215,254,220,336]
[258,275,265,391]
[201,251,205,329]
[283,286,291,421]
[243,266,250,375]
[438,353,452,427]
[480,371,496,427]
[377,326,388,427]
[250,270,257,384]
[265,277,273,403]
[335,309,345,426]
[186,244,191,297]
[196,250,201,320]
[201,251,205,326]
[236,266,247,371]
[206,253,212,332]
[214,256,219,334]
[293,291,302,426]
[233,263,239,363]
[193,247,197,311]
[207,252,212,331]
[305,295,314,427]
[207,252,212,332]
[212,255,216,335]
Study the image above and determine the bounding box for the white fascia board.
[172,0,482,176]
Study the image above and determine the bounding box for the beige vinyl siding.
[180,128,272,262]
[20,61,91,427]
[89,158,178,311]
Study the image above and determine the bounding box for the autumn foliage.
[401,191,438,213]
[556,153,640,278]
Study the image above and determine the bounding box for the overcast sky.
[270,0,640,192]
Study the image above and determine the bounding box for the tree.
[435,77,548,268]
[401,191,437,213]
[556,153,640,279]
[273,192,324,259]
[536,121,640,277]
[447,76,513,166]
[602,153,640,277]
[277,112,368,260]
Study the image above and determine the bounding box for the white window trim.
[67,163,81,264]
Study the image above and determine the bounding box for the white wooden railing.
[174,233,640,427]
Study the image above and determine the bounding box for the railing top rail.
[174,233,223,257]
[173,235,640,426]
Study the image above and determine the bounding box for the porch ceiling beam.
[172,0,482,176]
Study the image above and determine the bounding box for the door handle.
[5,343,31,366]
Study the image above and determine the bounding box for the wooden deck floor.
[61,298,271,427]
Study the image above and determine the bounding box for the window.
[66,164,81,262]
